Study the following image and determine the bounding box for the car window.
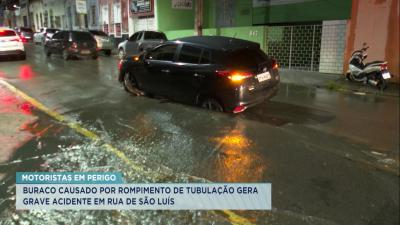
[52,31,64,40]
[89,30,107,36]
[224,48,267,70]
[72,32,95,41]
[178,45,202,64]
[0,30,17,37]
[21,28,33,32]
[47,29,59,34]
[148,44,177,61]
[137,32,143,41]
[200,50,212,64]
[144,32,166,40]
[129,32,139,41]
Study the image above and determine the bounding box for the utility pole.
[194,0,203,36]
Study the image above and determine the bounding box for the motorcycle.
[346,43,391,90]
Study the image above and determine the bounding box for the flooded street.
[0,44,398,225]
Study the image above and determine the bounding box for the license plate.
[256,72,271,82]
[81,50,90,55]
[382,72,391,79]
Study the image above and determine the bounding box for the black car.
[15,27,34,42]
[44,30,98,60]
[118,36,279,113]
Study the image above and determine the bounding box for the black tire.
[377,78,387,91]
[104,50,112,56]
[201,98,224,112]
[123,73,144,96]
[20,53,26,60]
[92,54,98,60]
[118,48,125,60]
[45,48,51,57]
[62,50,70,60]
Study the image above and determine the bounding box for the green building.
[155,0,352,74]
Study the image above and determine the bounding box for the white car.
[0,27,26,60]
[117,31,167,59]
[34,28,60,45]
[88,30,113,56]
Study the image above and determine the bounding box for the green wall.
[156,0,195,31]
[252,0,352,24]
[157,0,352,53]
[157,0,352,31]
[164,26,266,51]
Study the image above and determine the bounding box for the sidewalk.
[279,69,400,97]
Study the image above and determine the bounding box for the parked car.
[117,30,167,59]
[44,30,98,60]
[88,30,113,56]
[15,27,34,42]
[118,36,279,113]
[0,27,26,60]
[34,28,60,45]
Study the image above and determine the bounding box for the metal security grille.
[266,25,322,71]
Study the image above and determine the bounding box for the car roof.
[171,36,260,51]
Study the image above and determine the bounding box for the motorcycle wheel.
[377,78,387,91]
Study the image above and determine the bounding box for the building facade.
[155,0,399,82]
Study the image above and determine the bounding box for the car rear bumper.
[221,82,279,113]
[97,42,113,50]
[0,49,25,56]
[67,49,97,57]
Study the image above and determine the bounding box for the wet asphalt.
[0,44,399,225]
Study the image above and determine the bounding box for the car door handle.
[194,73,205,78]
[161,69,170,73]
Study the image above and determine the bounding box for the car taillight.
[233,105,247,113]
[380,63,388,71]
[271,59,279,69]
[71,42,78,49]
[217,70,253,82]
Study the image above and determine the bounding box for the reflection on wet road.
[0,44,398,225]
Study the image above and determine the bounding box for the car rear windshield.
[0,30,16,37]
[224,48,268,70]
[46,29,59,34]
[72,32,95,41]
[144,32,166,40]
[20,28,33,32]
[89,30,108,36]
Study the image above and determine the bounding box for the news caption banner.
[16,172,271,210]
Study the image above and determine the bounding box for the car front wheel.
[123,73,144,96]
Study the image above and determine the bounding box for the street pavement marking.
[0,79,254,225]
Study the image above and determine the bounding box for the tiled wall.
[319,20,347,74]
[266,25,322,72]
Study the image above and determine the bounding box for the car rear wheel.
[45,48,51,57]
[92,54,98,60]
[123,73,144,96]
[118,48,125,59]
[104,50,112,56]
[20,53,26,60]
[201,98,224,112]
